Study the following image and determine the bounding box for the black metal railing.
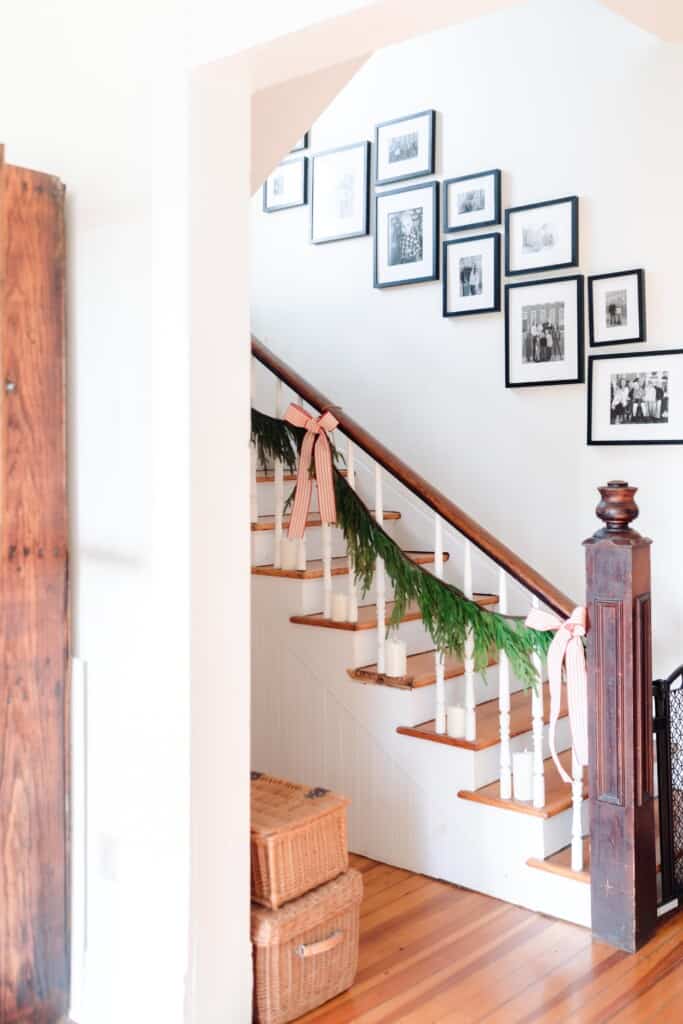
[653,665,683,907]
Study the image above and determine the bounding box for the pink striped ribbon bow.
[284,403,339,539]
[524,606,588,784]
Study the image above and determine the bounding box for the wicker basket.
[251,868,363,1024]
[251,773,349,909]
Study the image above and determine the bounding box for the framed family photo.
[505,196,579,276]
[310,142,371,244]
[505,275,584,387]
[263,157,308,212]
[290,133,309,152]
[587,349,683,445]
[374,110,436,187]
[443,233,500,317]
[374,181,439,288]
[588,269,646,346]
[443,169,501,233]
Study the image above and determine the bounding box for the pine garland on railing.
[251,408,553,687]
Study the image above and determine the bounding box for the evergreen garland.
[251,408,553,688]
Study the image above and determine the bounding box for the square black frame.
[373,180,440,289]
[443,169,501,234]
[291,132,309,153]
[504,196,579,276]
[504,274,584,388]
[262,156,308,213]
[374,110,436,187]
[587,348,683,445]
[310,141,371,244]
[442,232,501,317]
[588,268,646,347]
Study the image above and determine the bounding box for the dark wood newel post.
[584,480,658,952]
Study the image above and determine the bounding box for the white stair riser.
[471,714,573,790]
[252,524,349,565]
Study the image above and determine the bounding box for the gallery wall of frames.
[262,114,679,447]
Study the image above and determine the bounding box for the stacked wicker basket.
[251,772,362,1024]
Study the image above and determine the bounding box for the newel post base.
[584,481,658,952]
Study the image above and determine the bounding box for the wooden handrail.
[252,335,575,618]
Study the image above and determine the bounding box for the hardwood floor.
[297,855,683,1023]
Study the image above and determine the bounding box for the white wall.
[251,0,683,676]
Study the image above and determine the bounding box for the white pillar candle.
[513,750,534,802]
[280,537,298,571]
[331,592,348,623]
[446,705,466,739]
[385,639,407,678]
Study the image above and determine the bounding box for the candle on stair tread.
[447,705,466,739]
[331,592,348,623]
[385,639,407,678]
[280,537,298,571]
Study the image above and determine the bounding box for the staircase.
[250,338,591,928]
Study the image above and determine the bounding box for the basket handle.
[294,930,343,959]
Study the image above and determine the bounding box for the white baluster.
[530,595,546,809]
[346,439,359,623]
[374,463,386,675]
[434,516,446,734]
[498,569,512,799]
[571,752,584,871]
[463,540,476,743]
[273,379,284,569]
[296,534,307,572]
[321,522,333,618]
[250,442,259,524]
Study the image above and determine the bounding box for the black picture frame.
[443,169,501,234]
[505,274,584,388]
[587,348,682,445]
[588,268,646,347]
[374,180,439,289]
[504,196,579,276]
[442,232,501,318]
[310,141,371,245]
[262,156,308,213]
[374,110,436,187]
[291,132,309,153]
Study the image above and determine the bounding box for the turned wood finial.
[595,480,639,534]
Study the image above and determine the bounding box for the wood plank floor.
[297,854,683,1023]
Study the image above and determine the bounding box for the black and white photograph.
[505,275,584,387]
[443,232,500,317]
[444,169,501,233]
[375,110,436,186]
[505,196,579,275]
[290,132,309,152]
[375,181,439,288]
[588,269,646,346]
[588,349,683,444]
[263,157,308,212]
[310,142,370,244]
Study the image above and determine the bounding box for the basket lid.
[251,772,349,838]
[251,868,363,945]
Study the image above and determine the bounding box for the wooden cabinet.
[0,147,69,1022]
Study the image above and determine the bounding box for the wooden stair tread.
[348,644,495,690]
[458,749,588,819]
[396,680,562,751]
[527,839,591,885]
[292,592,498,632]
[252,509,400,532]
[256,469,347,483]
[253,550,447,580]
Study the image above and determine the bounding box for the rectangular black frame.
[374,110,436,187]
[505,274,584,388]
[373,180,440,289]
[504,195,579,276]
[310,141,371,244]
[587,347,683,445]
[291,132,309,152]
[443,169,501,234]
[588,268,646,347]
[262,156,308,213]
[442,232,501,317]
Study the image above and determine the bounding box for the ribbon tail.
[314,433,337,527]
[547,634,572,784]
[287,433,314,540]
[566,638,589,768]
